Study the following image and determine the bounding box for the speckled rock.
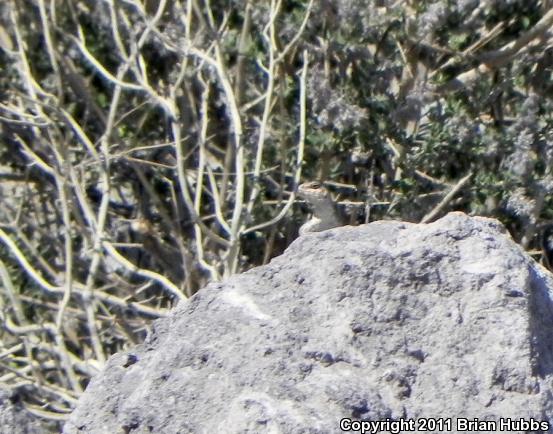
[64,213,553,434]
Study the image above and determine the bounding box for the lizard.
[297,181,344,234]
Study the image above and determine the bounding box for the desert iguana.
[297,181,344,234]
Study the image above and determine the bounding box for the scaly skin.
[297,181,343,234]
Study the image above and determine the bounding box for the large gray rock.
[64,213,553,433]
[0,387,55,433]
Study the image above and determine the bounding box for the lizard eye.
[310,182,321,188]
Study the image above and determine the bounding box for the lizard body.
[297,181,344,234]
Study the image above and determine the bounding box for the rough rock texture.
[0,387,55,433]
[64,213,553,433]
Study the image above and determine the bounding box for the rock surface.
[0,387,55,433]
[64,213,553,433]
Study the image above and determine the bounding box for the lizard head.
[297,181,331,204]
[297,181,342,233]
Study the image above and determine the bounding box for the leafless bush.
[0,0,312,422]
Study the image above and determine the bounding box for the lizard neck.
[306,195,342,228]
[297,182,344,233]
